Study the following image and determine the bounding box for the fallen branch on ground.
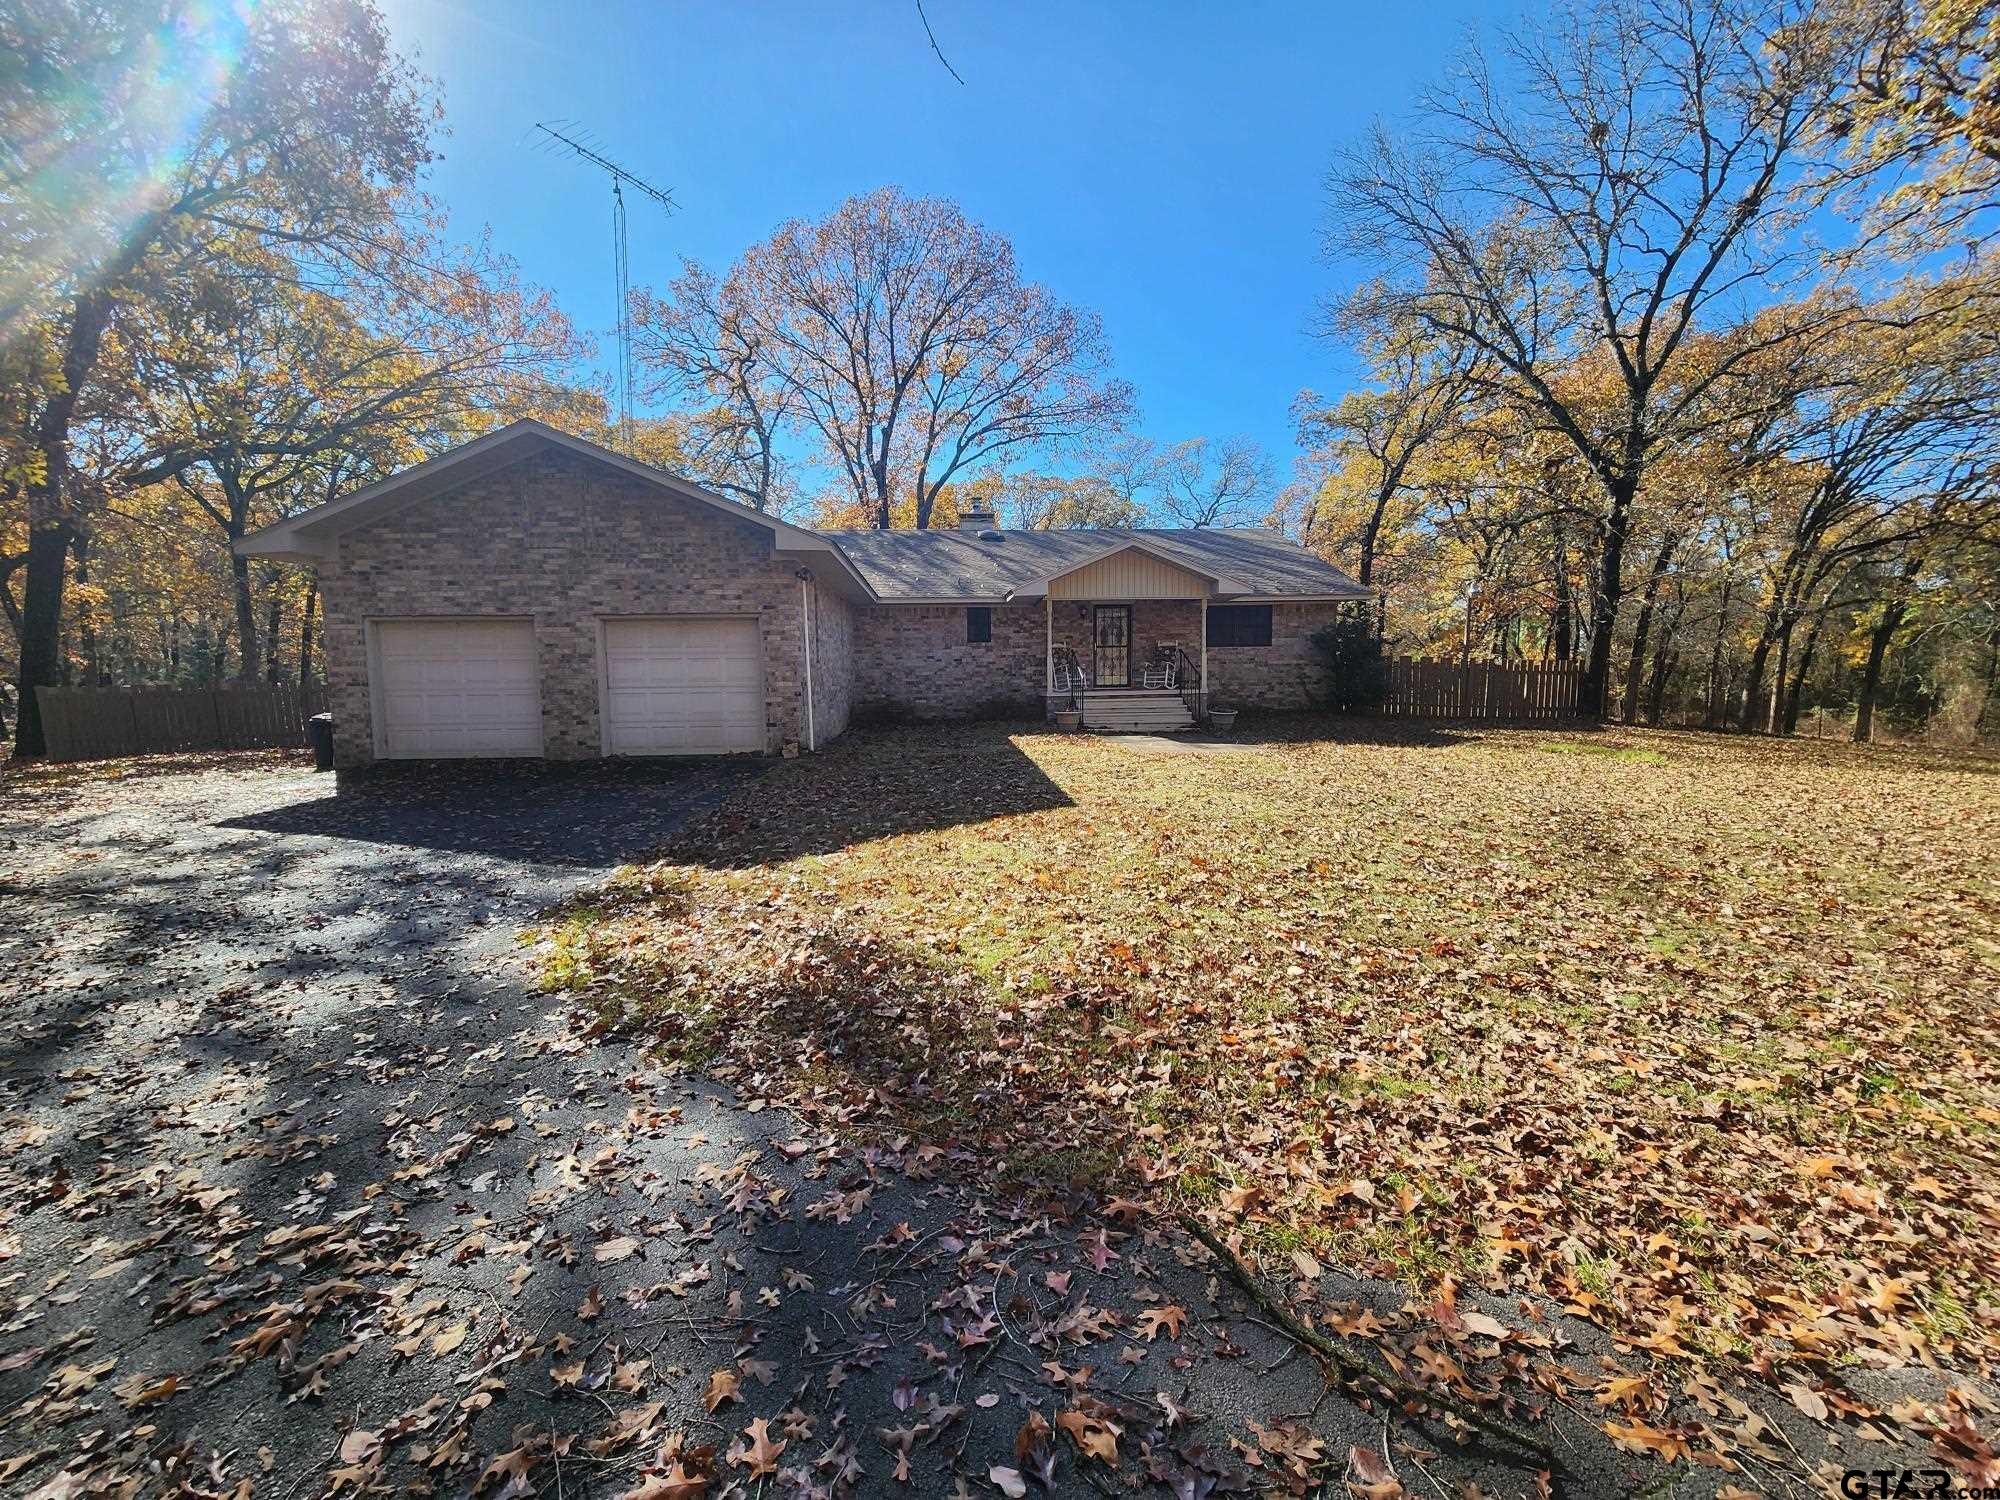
[1179,1215,1557,1465]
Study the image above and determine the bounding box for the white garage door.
[373,619,542,758]
[602,617,766,755]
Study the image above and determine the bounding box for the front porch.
[1042,598,1209,733]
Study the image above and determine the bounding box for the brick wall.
[851,602,1047,721]
[320,448,838,768]
[846,598,1339,718]
[1205,601,1342,710]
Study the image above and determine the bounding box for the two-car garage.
[371,617,766,759]
[235,421,859,771]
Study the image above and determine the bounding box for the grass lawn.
[537,717,2000,1390]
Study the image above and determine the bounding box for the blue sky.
[380,0,1506,476]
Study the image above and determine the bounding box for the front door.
[1093,605,1131,688]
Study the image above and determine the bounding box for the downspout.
[796,570,815,752]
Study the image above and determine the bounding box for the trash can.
[306,713,334,772]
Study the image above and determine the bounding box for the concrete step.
[1082,709,1198,732]
[1055,690,1198,732]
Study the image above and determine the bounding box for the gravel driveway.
[0,753,1940,1499]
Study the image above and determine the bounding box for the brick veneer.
[321,448,823,769]
[851,603,1046,720]
[1204,601,1342,709]
[848,598,1341,717]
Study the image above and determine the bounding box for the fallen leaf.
[595,1235,641,1265]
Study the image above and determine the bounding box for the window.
[966,606,992,644]
[1206,604,1272,648]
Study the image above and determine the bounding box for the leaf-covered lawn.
[542,720,2000,1397]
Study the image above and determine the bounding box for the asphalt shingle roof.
[821,527,1368,602]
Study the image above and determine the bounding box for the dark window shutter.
[967,606,992,644]
[1206,604,1272,647]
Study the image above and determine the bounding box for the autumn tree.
[1727,287,1997,730]
[1295,305,1475,586]
[1149,436,1276,528]
[1325,0,1848,715]
[633,188,1134,530]
[2,0,439,754]
[1827,0,2000,249]
[1076,433,1276,529]
[119,238,578,681]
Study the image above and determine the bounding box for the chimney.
[958,502,998,532]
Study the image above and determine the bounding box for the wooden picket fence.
[1382,656,1587,720]
[34,685,326,762]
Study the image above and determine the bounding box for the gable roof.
[235,419,870,594]
[235,421,1367,605]
[822,526,1367,602]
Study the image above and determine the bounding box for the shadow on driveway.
[218,756,767,868]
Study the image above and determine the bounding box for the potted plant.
[1054,707,1083,732]
[1207,705,1237,733]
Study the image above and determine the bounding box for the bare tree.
[1325,0,1846,714]
[1000,472,1146,530]
[629,264,794,511]
[1075,434,1276,528]
[639,188,1133,529]
[1152,436,1275,527]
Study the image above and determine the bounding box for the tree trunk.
[1645,632,1677,726]
[264,581,282,685]
[1852,598,1907,743]
[1782,610,1824,736]
[298,575,318,691]
[12,290,114,757]
[1738,604,1782,732]
[1580,474,1637,718]
[13,519,74,755]
[1356,471,1403,589]
[1620,536,1675,723]
[1767,617,1793,734]
[1703,575,1735,729]
[230,547,260,682]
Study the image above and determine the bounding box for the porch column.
[1045,596,1053,694]
[1200,596,1208,704]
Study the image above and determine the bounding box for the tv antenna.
[534,121,675,453]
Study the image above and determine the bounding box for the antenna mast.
[534,122,675,453]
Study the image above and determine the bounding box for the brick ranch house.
[238,421,1370,770]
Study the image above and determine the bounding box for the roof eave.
[1217,590,1372,603]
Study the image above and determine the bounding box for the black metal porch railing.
[1051,645,1085,716]
[1171,645,1204,725]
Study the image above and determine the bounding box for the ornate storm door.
[1093,605,1131,688]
